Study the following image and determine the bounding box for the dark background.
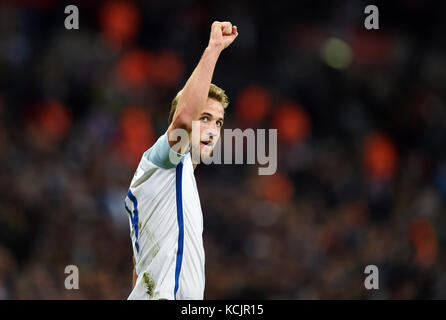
[0,0,446,299]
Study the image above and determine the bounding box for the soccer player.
[125,21,238,300]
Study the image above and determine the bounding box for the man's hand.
[208,21,238,51]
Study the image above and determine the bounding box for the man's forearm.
[173,44,221,131]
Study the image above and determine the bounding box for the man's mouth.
[201,141,211,147]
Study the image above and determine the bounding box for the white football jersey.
[125,131,205,300]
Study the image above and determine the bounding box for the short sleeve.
[143,131,184,169]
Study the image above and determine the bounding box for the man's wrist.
[206,41,224,56]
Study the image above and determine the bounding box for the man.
[125,21,238,300]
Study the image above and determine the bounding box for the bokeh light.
[117,106,155,167]
[100,0,141,50]
[147,50,185,88]
[254,173,294,205]
[25,100,72,147]
[409,219,438,267]
[116,49,152,88]
[363,132,398,180]
[271,101,311,144]
[321,38,353,70]
[235,85,272,127]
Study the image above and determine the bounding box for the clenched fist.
[208,21,238,51]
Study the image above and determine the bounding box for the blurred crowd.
[1,0,446,299]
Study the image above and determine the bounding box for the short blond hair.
[168,83,229,125]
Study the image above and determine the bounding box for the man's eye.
[217,121,223,127]
[200,116,208,121]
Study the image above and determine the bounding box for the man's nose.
[208,123,218,138]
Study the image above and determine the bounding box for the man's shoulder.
[143,131,185,169]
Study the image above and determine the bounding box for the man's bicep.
[167,111,193,153]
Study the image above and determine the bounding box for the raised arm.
[167,21,238,153]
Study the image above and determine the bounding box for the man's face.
[195,98,224,159]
